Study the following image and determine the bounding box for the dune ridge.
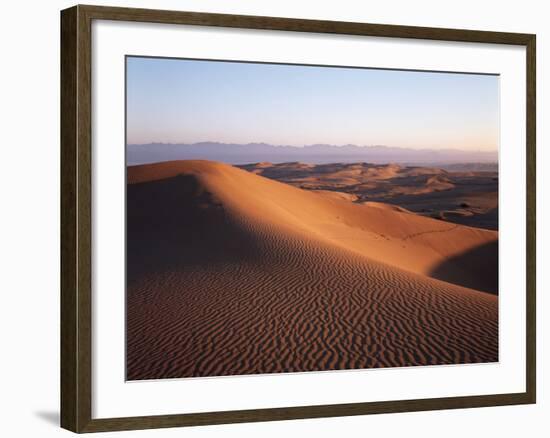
[126,160,498,380]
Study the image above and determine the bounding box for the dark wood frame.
[61,4,536,433]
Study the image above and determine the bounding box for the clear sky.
[126,56,499,151]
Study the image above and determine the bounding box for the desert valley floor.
[126,160,498,380]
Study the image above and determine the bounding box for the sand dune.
[127,160,498,380]
[239,161,498,230]
[426,175,455,191]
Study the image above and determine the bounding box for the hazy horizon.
[128,139,502,152]
[127,57,499,152]
[126,141,498,167]
[127,140,495,151]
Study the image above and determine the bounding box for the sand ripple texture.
[126,161,498,380]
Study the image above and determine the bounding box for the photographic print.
[125,56,499,381]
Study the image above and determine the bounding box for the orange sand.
[126,160,498,380]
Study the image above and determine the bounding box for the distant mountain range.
[127,142,498,166]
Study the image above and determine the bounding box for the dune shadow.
[429,240,498,295]
[127,173,262,285]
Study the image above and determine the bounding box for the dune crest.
[128,160,497,293]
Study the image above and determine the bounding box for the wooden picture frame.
[61,4,536,433]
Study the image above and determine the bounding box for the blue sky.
[126,57,499,152]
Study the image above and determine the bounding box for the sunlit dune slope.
[128,160,498,293]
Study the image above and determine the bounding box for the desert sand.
[240,162,498,230]
[127,160,498,380]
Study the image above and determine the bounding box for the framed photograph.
[60,4,536,433]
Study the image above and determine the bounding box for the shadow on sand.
[430,240,498,295]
